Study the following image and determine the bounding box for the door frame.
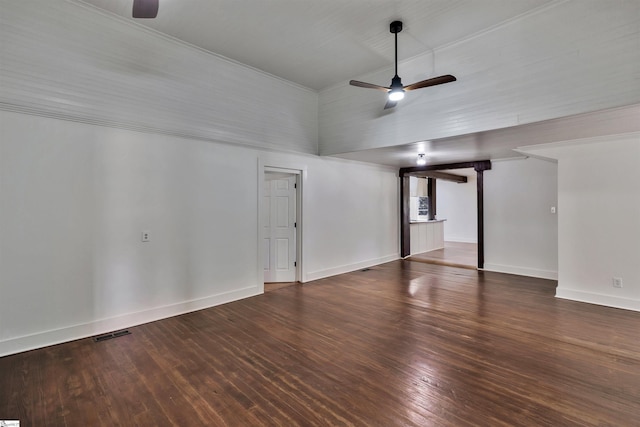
[257,159,306,293]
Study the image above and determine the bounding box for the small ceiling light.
[388,89,405,101]
[416,153,427,166]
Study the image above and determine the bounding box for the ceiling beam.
[416,171,467,183]
[400,160,491,177]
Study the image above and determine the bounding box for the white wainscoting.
[410,221,445,255]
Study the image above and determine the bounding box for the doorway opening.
[399,160,491,269]
[407,169,478,269]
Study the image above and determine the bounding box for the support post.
[400,175,410,258]
[476,168,485,269]
[427,178,436,221]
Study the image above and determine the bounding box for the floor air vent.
[93,330,131,342]
[361,268,371,272]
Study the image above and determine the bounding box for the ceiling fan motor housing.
[390,20,403,34]
[390,75,403,90]
[132,0,159,18]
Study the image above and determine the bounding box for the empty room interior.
[1,0,639,425]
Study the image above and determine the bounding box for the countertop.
[410,219,446,224]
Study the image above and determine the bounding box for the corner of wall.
[304,254,400,283]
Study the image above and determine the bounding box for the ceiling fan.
[350,21,456,109]
[132,0,159,18]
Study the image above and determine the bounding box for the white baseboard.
[483,263,558,280]
[0,286,260,358]
[304,254,400,282]
[556,288,640,312]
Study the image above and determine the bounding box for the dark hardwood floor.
[264,281,299,292]
[1,260,639,426]
[409,241,478,269]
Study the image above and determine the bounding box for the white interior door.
[263,173,297,282]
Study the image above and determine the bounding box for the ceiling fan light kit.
[388,90,405,101]
[388,75,405,101]
[349,20,456,109]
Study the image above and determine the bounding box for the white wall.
[0,111,399,356]
[302,158,399,280]
[319,0,640,155]
[0,0,400,358]
[436,172,477,243]
[484,158,558,279]
[518,133,640,312]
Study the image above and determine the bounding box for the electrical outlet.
[612,277,623,288]
[141,231,150,242]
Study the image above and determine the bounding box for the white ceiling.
[78,0,554,91]
[333,104,640,168]
[73,0,640,168]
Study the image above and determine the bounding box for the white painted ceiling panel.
[1,0,318,154]
[332,104,640,167]
[76,0,554,90]
[3,0,639,167]
[319,0,640,165]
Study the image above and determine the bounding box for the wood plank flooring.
[1,261,639,426]
[264,281,299,292]
[409,241,478,269]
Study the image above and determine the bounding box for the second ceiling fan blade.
[404,74,457,91]
[383,100,398,110]
[133,0,159,18]
[349,80,390,92]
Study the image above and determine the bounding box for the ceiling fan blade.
[384,99,398,110]
[349,80,390,92]
[132,0,159,18]
[404,74,457,91]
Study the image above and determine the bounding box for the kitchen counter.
[409,219,445,255]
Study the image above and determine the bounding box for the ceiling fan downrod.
[388,21,405,100]
[390,20,402,78]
